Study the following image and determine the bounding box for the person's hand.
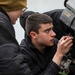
[57,36,73,56]
[52,36,73,66]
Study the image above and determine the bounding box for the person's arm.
[53,36,73,66]
[27,36,73,75]
[44,36,73,75]
[21,53,60,75]
[0,25,31,75]
[0,44,32,75]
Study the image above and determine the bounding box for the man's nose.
[51,30,56,36]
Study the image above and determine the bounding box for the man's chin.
[12,21,16,25]
[49,43,54,46]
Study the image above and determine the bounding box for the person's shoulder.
[43,9,63,14]
[43,9,64,18]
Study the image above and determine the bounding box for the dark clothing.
[0,7,31,75]
[20,36,60,75]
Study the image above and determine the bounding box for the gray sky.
[14,0,65,44]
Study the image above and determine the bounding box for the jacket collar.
[0,7,11,21]
[25,34,36,49]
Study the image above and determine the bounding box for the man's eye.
[45,30,49,33]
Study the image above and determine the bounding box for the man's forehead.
[39,23,53,31]
[40,23,53,28]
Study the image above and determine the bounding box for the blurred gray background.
[14,0,65,44]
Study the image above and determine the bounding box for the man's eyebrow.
[43,27,52,32]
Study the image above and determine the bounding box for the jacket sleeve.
[21,52,60,75]
[42,61,60,75]
[0,44,32,75]
[0,24,32,75]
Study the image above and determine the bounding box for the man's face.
[7,9,22,24]
[34,23,56,46]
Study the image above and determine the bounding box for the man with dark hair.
[20,13,73,75]
[20,9,74,40]
[0,0,31,75]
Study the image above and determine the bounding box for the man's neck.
[32,39,46,53]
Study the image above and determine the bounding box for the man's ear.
[30,31,37,39]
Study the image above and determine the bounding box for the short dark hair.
[25,13,52,36]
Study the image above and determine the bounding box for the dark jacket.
[0,7,31,75]
[20,35,60,75]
